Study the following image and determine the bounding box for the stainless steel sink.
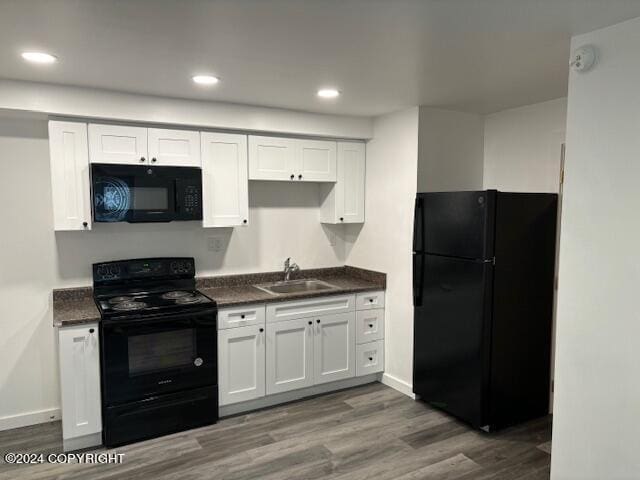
[254,279,337,295]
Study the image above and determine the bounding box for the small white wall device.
[570,45,596,73]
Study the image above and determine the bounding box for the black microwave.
[91,164,202,223]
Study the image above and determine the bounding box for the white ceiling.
[2,0,640,116]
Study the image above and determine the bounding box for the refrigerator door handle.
[413,197,425,253]
[413,253,425,307]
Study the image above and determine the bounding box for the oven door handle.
[102,307,217,327]
[116,393,212,417]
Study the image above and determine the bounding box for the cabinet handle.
[298,174,303,180]
[316,319,321,324]
[82,221,88,228]
[243,219,247,224]
[368,357,373,361]
[140,157,146,163]
[339,217,344,222]
[89,328,95,334]
[259,328,264,333]
[369,298,374,303]
[308,320,312,325]
[240,315,245,319]
[290,174,295,180]
[151,157,157,163]
[368,323,373,328]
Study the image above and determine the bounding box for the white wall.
[417,107,484,192]
[0,79,372,140]
[346,108,419,395]
[551,17,640,480]
[484,98,567,193]
[0,114,347,427]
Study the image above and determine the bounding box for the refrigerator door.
[413,254,493,428]
[421,191,496,260]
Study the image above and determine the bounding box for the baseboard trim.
[0,408,61,432]
[220,373,382,417]
[381,373,416,399]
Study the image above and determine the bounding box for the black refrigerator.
[413,190,557,431]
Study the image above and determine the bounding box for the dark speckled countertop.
[53,266,385,327]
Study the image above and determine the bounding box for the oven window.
[128,329,195,376]
[132,187,168,210]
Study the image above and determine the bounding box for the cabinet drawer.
[356,290,385,310]
[356,340,384,376]
[218,304,266,330]
[266,294,355,324]
[356,309,384,344]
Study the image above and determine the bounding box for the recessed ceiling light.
[192,75,220,85]
[317,88,340,99]
[21,51,57,64]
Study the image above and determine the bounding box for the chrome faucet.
[283,257,300,282]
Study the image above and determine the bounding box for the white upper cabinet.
[218,324,266,406]
[88,124,148,165]
[313,312,355,384]
[296,139,337,182]
[249,135,296,181]
[148,128,201,167]
[201,132,249,227]
[320,142,366,224]
[48,121,92,231]
[249,136,337,182]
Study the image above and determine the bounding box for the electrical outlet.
[207,236,224,253]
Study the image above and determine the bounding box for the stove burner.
[161,291,192,300]
[175,295,203,305]
[112,301,147,311]
[108,296,135,304]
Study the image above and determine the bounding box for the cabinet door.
[356,340,384,376]
[266,317,314,394]
[201,132,249,227]
[88,124,148,164]
[48,121,92,231]
[296,139,337,182]
[148,128,200,167]
[313,312,355,384]
[248,135,296,181]
[355,309,384,344]
[58,324,102,440]
[338,142,365,222]
[218,325,265,405]
[319,141,365,224]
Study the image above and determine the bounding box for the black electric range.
[93,257,218,447]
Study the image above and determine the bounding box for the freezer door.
[413,254,493,428]
[421,191,495,259]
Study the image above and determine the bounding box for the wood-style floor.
[0,383,552,480]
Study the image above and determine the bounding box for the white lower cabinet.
[218,292,385,409]
[356,309,384,344]
[58,323,102,450]
[266,317,314,394]
[218,324,266,405]
[356,340,384,376]
[313,312,355,384]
